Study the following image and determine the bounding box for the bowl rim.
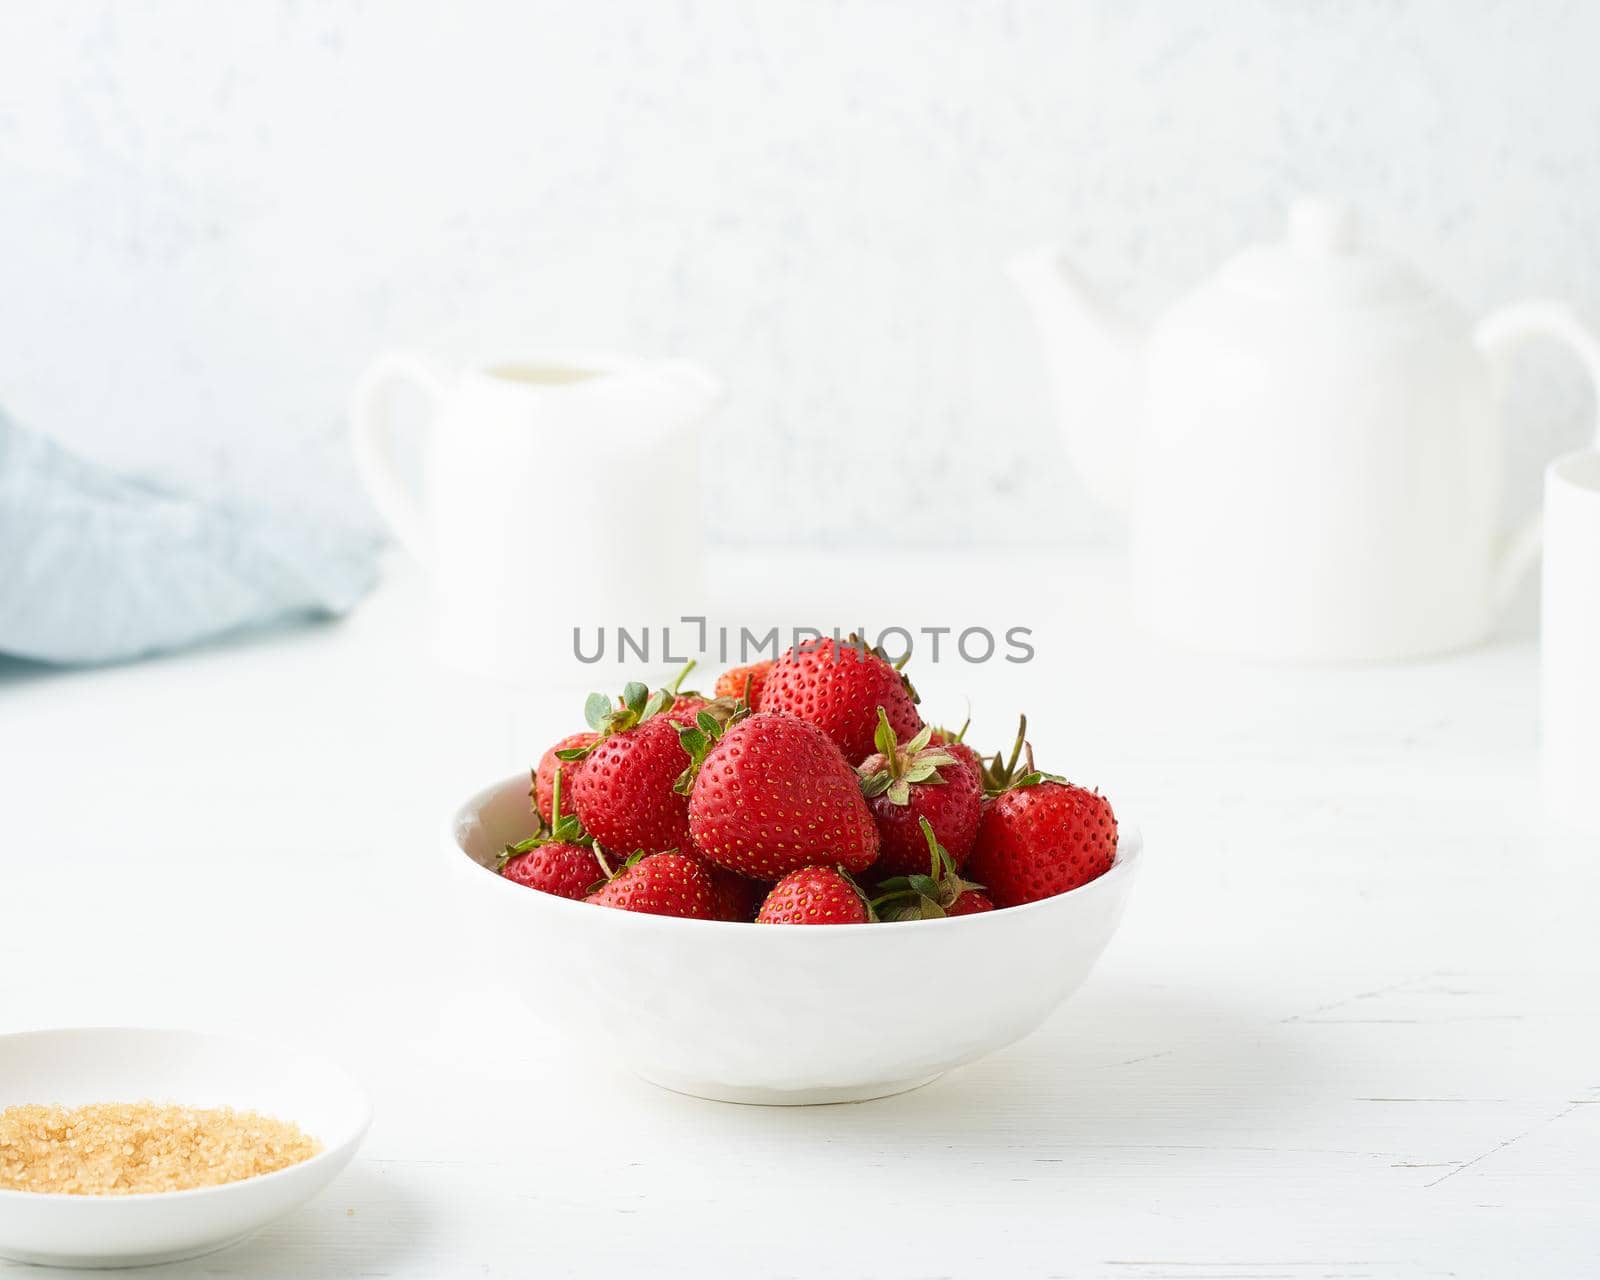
[449,770,1143,933]
[0,1026,373,1204]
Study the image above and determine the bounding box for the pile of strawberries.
[499,640,1118,924]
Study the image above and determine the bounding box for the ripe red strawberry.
[706,863,765,923]
[585,852,717,919]
[533,731,598,825]
[758,637,920,761]
[680,710,879,879]
[926,724,987,788]
[500,842,607,899]
[943,740,986,788]
[665,696,710,723]
[756,866,869,925]
[501,770,606,899]
[567,681,693,856]
[945,886,995,916]
[652,664,747,728]
[858,710,982,876]
[966,773,1117,908]
[714,660,774,706]
[872,816,993,920]
[573,715,692,855]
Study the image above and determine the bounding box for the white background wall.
[2,0,1597,549]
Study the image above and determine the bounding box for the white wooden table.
[2,552,1596,1279]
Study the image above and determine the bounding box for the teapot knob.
[1288,197,1356,255]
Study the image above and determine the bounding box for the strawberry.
[706,863,765,923]
[926,722,986,789]
[532,731,598,825]
[678,710,879,879]
[502,842,606,899]
[975,714,1042,797]
[964,721,1117,907]
[872,816,993,920]
[756,865,869,925]
[568,681,694,856]
[857,709,982,876]
[665,696,710,724]
[944,885,996,916]
[942,740,986,789]
[758,637,920,761]
[714,660,774,707]
[585,851,717,919]
[659,661,744,726]
[500,771,607,899]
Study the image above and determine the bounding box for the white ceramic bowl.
[450,772,1142,1104]
[0,1028,371,1268]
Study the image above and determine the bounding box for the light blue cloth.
[0,408,381,665]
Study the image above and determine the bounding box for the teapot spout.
[1008,244,1142,517]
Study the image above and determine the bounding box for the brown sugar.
[0,1102,321,1195]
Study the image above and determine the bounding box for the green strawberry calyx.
[931,714,971,745]
[671,705,752,795]
[498,770,593,870]
[608,846,675,876]
[870,817,986,921]
[663,658,744,721]
[857,706,957,806]
[560,676,695,762]
[982,714,1068,796]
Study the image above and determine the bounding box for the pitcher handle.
[1475,300,1600,612]
[349,351,447,561]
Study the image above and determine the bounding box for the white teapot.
[1011,199,1600,661]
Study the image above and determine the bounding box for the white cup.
[350,350,722,684]
[1543,449,1600,833]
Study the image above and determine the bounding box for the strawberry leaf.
[672,716,725,795]
[621,681,649,715]
[677,727,708,758]
[873,706,898,759]
[496,834,541,871]
[859,771,893,799]
[878,896,938,922]
[583,692,612,731]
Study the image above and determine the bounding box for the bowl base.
[0,1230,257,1270]
[636,1070,942,1106]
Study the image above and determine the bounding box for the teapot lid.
[1217,199,1435,308]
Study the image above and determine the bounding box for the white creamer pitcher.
[351,351,721,682]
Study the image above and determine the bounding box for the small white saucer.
[0,1027,372,1269]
